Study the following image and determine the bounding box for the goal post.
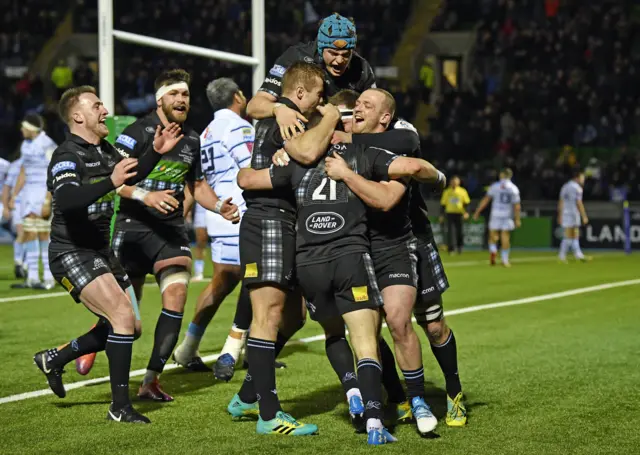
[97,0,265,113]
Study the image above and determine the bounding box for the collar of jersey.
[66,132,105,148]
[279,97,301,113]
[214,108,242,120]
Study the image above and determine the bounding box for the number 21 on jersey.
[312,177,337,201]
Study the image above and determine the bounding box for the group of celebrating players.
[29,13,478,446]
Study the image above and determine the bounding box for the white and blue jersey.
[200,109,254,265]
[487,179,521,231]
[559,180,583,228]
[20,132,56,219]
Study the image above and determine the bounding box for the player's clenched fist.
[325,152,352,181]
[111,158,138,187]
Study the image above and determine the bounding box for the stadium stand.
[428,0,640,200]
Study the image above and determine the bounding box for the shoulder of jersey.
[393,119,418,134]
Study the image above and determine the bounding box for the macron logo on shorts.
[51,161,76,176]
[421,286,435,295]
[389,273,410,279]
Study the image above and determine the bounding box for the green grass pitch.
[0,246,639,455]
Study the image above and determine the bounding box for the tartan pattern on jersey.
[406,237,419,288]
[59,252,97,291]
[295,169,313,205]
[111,230,125,259]
[87,201,113,215]
[362,252,384,307]
[137,178,184,193]
[423,242,449,293]
[260,219,283,282]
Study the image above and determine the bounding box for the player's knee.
[385,309,412,342]
[426,320,449,344]
[109,297,136,334]
[157,265,189,307]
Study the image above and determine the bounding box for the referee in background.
[439,176,470,254]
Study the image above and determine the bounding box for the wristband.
[214,200,224,214]
[132,187,149,202]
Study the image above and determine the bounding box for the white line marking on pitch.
[1,277,639,405]
[0,254,618,305]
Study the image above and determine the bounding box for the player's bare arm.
[182,183,195,218]
[1,184,11,219]
[325,152,406,211]
[248,91,308,139]
[557,198,564,224]
[577,200,589,225]
[188,179,240,223]
[473,195,491,221]
[514,203,522,228]
[236,167,275,191]
[283,104,341,165]
[388,156,446,186]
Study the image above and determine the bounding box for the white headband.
[21,121,41,132]
[155,82,189,101]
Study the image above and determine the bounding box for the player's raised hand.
[144,190,179,215]
[153,123,184,154]
[111,158,138,187]
[515,219,522,228]
[275,105,307,141]
[217,197,241,224]
[325,152,352,181]
[331,131,352,145]
[272,149,290,167]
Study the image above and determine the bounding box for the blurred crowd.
[428,0,640,200]
[2,0,639,201]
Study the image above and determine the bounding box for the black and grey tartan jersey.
[113,111,202,230]
[242,97,299,223]
[270,143,399,266]
[47,133,123,258]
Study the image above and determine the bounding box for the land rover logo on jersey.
[305,212,345,234]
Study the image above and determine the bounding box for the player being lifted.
[248,13,376,139]
[557,169,590,262]
[173,77,255,375]
[473,168,521,267]
[325,89,468,426]
[10,114,57,289]
[110,69,240,401]
[238,108,446,444]
[33,85,180,422]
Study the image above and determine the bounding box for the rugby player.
[111,69,240,401]
[327,89,468,426]
[225,62,337,436]
[247,13,376,139]
[191,203,208,281]
[173,77,254,374]
[473,168,521,267]
[10,114,56,289]
[237,114,445,444]
[556,169,590,262]
[2,157,27,278]
[32,85,181,423]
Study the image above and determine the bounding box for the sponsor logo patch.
[61,277,74,293]
[245,262,258,278]
[85,161,100,167]
[305,212,345,235]
[351,286,369,302]
[115,134,137,149]
[264,77,281,87]
[51,161,76,175]
[115,147,129,158]
[54,172,76,183]
[93,257,107,271]
[269,64,286,77]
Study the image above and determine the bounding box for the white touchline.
[1,277,639,406]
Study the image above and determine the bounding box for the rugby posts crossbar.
[97,0,265,113]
